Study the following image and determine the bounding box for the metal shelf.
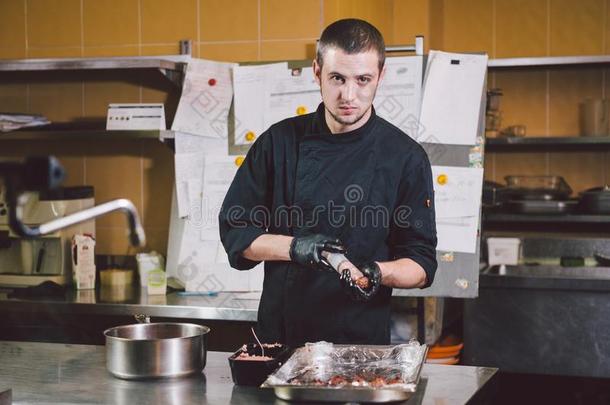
[0,55,189,88]
[485,136,610,151]
[0,129,175,142]
[483,212,610,225]
[488,55,610,68]
[0,56,188,72]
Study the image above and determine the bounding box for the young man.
[220,19,437,346]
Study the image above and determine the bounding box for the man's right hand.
[340,262,382,302]
[289,234,345,271]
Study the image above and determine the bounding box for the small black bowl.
[228,343,291,386]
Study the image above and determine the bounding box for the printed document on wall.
[173,132,228,219]
[172,59,236,138]
[436,216,479,254]
[419,51,487,145]
[374,56,423,139]
[233,63,287,145]
[266,67,321,126]
[432,166,484,219]
[432,165,484,254]
[200,154,239,241]
[174,152,204,218]
[174,131,226,154]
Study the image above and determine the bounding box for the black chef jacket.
[219,103,437,346]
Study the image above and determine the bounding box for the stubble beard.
[323,85,379,130]
[326,105,370,127]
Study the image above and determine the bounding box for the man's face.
[313,47,385,133]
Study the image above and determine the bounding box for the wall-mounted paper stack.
[167,132,264,293]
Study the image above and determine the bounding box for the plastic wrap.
[263,341,426,395]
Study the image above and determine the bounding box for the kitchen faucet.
[0,156,146,247]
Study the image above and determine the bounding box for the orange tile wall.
[431,0,610,190]
[0,0,607,254]
[0,0,422,255]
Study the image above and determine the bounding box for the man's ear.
[312,59,322,86]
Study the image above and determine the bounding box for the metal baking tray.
[261,341,427,403]
[505,199,577,214]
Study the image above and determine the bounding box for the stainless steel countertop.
[0,285,432,323]
[0,287,259,322]
[0,341,497,404]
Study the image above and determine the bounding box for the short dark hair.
[316,19,386,71]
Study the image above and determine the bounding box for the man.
[220,19,437,346]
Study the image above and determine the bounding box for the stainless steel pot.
[104,316,210,379]
[578,186,610,214]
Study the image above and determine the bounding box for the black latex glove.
[289,234,345,271]
[340,261,382,302]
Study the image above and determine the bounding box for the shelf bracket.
[159,67,185,88]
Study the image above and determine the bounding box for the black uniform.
[219,103,437,346]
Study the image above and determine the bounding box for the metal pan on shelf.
[503,175,572,201]
[505,199,578,215]
[578,186,610,214]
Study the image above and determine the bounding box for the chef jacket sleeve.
[388,154,438,288]
[219,132,273,270]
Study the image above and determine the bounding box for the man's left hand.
[340,261,382,301]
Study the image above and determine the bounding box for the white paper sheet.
[200,154,239,240]
[166,188,185,280]
[187,178,203,224]
[418,51,487,145]
[249,263,265,291]
[432,166,484,219]
[174,131,209,154]
[172,59,236,138]
[266,67,321,126]
[200,241,221,263]
[215,240,229,264]
[182,262,266,293]
[174,134,227,219]
[436,216,479,254]
[374,56,423,139]
[175,131,228,155]
[166,189,217,284]
[184,263,249,293]
[431,165,483,254]
[233,62,288,145]
[174,152,204,218]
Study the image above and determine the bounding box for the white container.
[72,234,96,289]
[136,251,165,287]
[487,237,521,266]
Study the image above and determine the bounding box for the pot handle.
[134,314,151,324]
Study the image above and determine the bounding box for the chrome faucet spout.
[9,197,146,247]
[40,199,146,247]
[1,157,146,247]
